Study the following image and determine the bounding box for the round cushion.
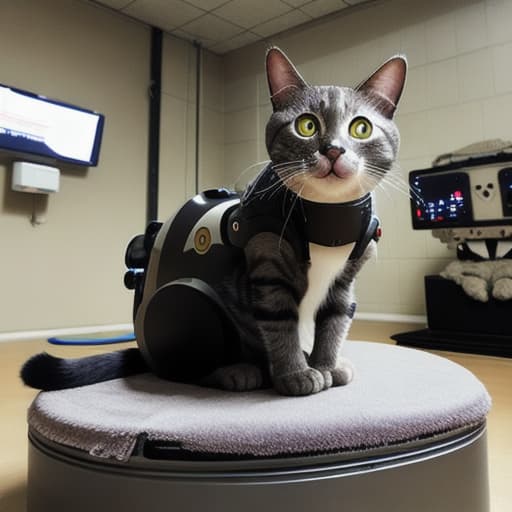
[28,341,491,461]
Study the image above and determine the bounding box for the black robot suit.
[124,166,380,382]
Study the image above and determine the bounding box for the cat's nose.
[323,144,346,161]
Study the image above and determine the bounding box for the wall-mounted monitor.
[0,83,104,166]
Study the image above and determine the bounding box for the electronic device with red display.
[410,161,512,230]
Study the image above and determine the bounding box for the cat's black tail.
[20,348,148,391]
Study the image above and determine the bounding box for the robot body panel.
[155,192,242,291]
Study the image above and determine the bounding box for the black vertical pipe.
[147,27,162,223]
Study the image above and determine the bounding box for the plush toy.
[441,241,512,302]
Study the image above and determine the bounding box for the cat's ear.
[266,47,307,110]
[356,56,407,118]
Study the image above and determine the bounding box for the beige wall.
[200,50,225,191]
[0,0,149,333]
[222,0,510,317]
[4,0,508,330]
[158,34,196,217]
[158,37,225,217]
[0,1,224,334]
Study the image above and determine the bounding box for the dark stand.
[392,275,512,358]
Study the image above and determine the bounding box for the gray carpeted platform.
[27,341,491,462]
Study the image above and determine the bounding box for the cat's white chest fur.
[298,242,355,353]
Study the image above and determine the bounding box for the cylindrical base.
[28,425,489,512]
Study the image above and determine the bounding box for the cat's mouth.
[313,155,356,180]
[275,153,365,203]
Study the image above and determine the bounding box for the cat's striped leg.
[245,233,324,396]
[309,242,376,387]
[310,291,355,388]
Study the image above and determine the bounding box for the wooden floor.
[1,321,511,511]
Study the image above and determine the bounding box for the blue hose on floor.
[48,333,136,346]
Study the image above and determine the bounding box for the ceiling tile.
[94,0,134,8]
[300,0,349,18]
[93,0,374,54]
[185,0,231,11]
[124,0,203,30]
[214,0,292,29]
[181,13,244,46]
[282,0,312,6]
[170,28,196,44]
[252,9,312,38]
[208,30,260,53]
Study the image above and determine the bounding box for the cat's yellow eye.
[295,115,318,138]
[349,117,373,139]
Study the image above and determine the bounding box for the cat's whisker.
[365,163,409,187]
[265,176,304,201]
[257,170,302,198]
[278,180,307,251]
[363,165,415,199]
[361,173,393,200]
[377,174,420,201]
[271,158,313,170]
[380,173,410,192]
[361,174,386,195]
[374,175,410,196]
[381,169,424,203]
[373,180,394,200]
[242,166,309,206]
[264,163,310,189]
[363,177,412,203]
[232,160,272,191]
[273,166,304,177]
[383,170,410,189]
[242,161,312,206]
[365,160,400,174]
[268,170,309,201]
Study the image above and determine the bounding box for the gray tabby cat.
[21,48,406,396]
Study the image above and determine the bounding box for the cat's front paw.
[315,360,354,388]
[273,368,325,396]
[201,363,264,391]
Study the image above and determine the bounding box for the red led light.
[453,190,462,198]
[416,208,422,218]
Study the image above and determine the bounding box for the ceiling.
[93,0,373,54]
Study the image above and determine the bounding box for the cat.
[21,48,407,396]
